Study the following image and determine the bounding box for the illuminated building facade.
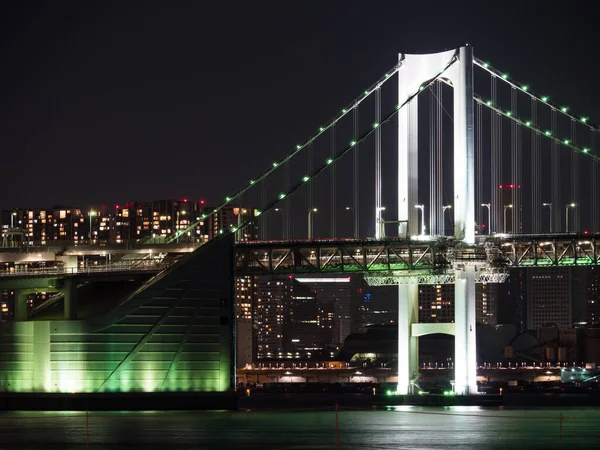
[235,275,258,368]
[527,267,573,330]
[1,199,256,245]
[0,234,236,393]
[419,283,498,325]
[586,267,600,326]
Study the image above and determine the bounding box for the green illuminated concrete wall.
[0,235,235,393]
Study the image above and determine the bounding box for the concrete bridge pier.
[13,289,29,322]
[397,284,419,395]
[454,265,477,394]
[62,278,77,320]
[10,278,78,321]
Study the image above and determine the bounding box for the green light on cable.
[342,109,347,114]
[561,106,569,113]
[296,144,302,150]
[350,140,357,146]
[272,162,278,167]
[583,148,590,153]
[545,130,551,136]
[319,127,325,132]
[249,180,255,185]
[278,193,286,200]
[582,117,589,123]
[506,111,512,117]
[526,121,531,126]
[373,122,379,128]
[542,96,549,102]
[326,158,333,164]
[501,73,508,79]
[483,62,489,68]
[225,197,231,202]
[396,104,401,110]
[486,100,492,106]
[522,85,529,91]
[364,90,369,95]
[564,139,570,145]
[302,176,310,182]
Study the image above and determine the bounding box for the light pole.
[481,203,491,234]
[10,212,16,229]
[308,208,317,239]
[542,203,553,233]
[375,206,386,239]
[565,203,576,232]
[89,211,96,244]
[503,205,513,234]
[274,208,285,239]
[442,205,452,235]
[414,205,425,236]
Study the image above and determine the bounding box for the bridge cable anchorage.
[228,54,460,237]
[169,61,405,243]
[474,58,600,133]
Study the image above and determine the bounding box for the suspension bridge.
[1,45,599,397]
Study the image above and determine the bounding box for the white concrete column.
[398,68,419,238]
[454,265,477,394]
[397,283,419,394]
[453,46,475,244]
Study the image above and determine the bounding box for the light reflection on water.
[1,406,599,449]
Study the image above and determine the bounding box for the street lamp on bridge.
[414,205,425,236]
[308,208,318,239]
[565,203,576,233]
[542,203,553,233]
[481,203,491,234]
[376,206,386,239]
[442,205,452,235]
[503,205,513,234]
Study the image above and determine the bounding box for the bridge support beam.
[62,278,77,320]
[454,265,477,394]
[397,284,419,394]
[13,289,28,321]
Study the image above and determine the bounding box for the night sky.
[1,1,598,213]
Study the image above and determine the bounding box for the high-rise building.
[586,266,600,326]
[294,277,355,347]
[235,275,257,368]
[418,284,454,323]
[255,276,290,359]
[527,267,573,330]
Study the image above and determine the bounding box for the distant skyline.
[1,2,599,214]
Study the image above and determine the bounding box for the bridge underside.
[0,235,235,394]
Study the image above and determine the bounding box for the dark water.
[1,406,599,449]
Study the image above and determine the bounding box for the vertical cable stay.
[510,87,520,234]
[284,160,291,240]
[330,124,336,238]
[429,82,443,235]
[490,76,500,234]
[551,109,561,231]
[570,120,579,232]
[592,130,598,232]
[260,179,268,240]
[353,108,360,238]
[476,101,483,233]
[307,141,314,237]
[375,88,382,238]
[531,98,540,233]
